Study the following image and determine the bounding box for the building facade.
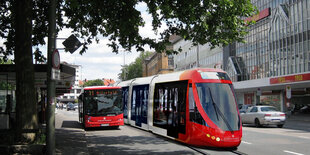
[225,0,310,114]
[172,38,223,71]
[143,49,174,77]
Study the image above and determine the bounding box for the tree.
[83,79,105,87]
[118,51,152,80]
[0,0,255,143]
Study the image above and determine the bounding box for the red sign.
[270,73,310,84]
[245,8,270,23]
[52,49,60,69]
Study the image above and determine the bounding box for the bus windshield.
[84,89,122,116]
[196,83,240,131]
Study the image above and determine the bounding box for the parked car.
[239,104,251,114]
[67,103,75,111]
[74,104,78,110]
[241,106,286,128]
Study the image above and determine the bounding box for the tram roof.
[83,86,121,90]
[116,68,227,86]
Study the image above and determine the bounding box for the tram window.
[189,86,207,126]
[131,85,149,124]
[154,87,167,128]
[131,90,136,120]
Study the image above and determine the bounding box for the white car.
[241,106,286,128]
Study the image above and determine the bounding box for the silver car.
[241,106,286,128]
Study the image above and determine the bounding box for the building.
[142,49,174,77]
[172,37,223,71]
[224,0,310,113]
[103,78,115,86]
[58,63,82,103]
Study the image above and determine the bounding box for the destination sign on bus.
[200,72,231,80]
[85,90,119,96]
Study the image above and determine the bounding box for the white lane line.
[241,141,252,144]
[283,150,304,155]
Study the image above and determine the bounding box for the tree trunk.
[14,0,38,143]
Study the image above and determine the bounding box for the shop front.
[234,72,310,115]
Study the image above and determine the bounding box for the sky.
[42,2,164,81]
[0,2,166,81]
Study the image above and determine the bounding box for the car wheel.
[277,124,283,128]
[255,118,261,127]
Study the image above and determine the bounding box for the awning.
[0,63,75,96]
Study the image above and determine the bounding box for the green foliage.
[119,51,152,80]
[0,0,256,59]
[0,58,13,64]
[83,79,104,87]
[0,81,15,90]
[33,48,47,63]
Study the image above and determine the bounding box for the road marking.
[283,150,304,155]
[241,141,252,144]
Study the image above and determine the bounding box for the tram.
[116,68,241,148]
[78,86,124,129]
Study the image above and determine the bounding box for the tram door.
[131,85,149,127]
[153,81,187,139]
[166,82,187,138]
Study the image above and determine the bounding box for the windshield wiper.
[208,87,234,133]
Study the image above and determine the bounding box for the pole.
[47,0,56,154]
[197,44,200,67]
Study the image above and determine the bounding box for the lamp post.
[46,0,56,154]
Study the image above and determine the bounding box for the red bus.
[78,86,124,129]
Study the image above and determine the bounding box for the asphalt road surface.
[55,109,310,155]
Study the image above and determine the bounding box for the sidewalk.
[55,111,89,155]
[284,113,310,132]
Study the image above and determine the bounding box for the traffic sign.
[52,68,60,80]
[52,49,60,69]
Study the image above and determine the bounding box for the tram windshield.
[196,83,240,131]
[84,89,123,116]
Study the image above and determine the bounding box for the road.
[55,109,310,155]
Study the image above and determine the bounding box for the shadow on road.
[87,135,196,155]
[56,128,88,154]
[61,120,83,129]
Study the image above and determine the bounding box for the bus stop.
[0,63,75,129]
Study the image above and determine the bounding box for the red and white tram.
[116,68,241,148]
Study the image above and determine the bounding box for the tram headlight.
[211,136,215,140]
[216,137,221,142]
[206,134,211,138]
